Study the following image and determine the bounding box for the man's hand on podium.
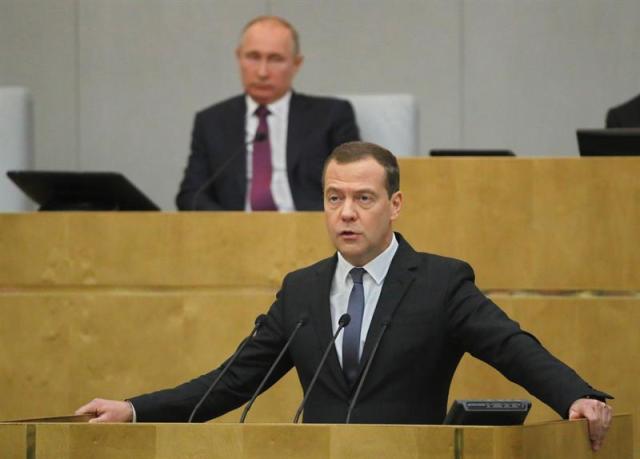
[568,398,613,452]
[75,398,133,423]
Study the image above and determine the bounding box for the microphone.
[292,313,351,423]
[187,314,267,423]
[345,318,391,424]
[239,316,307,423]
[190,131,268,210]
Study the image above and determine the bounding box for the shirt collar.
[336,233,399,286]
[245,91,292,119]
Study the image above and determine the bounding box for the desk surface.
[0,416,633,459]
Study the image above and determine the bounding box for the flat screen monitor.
[443,399,531,426]
[6,170,160,211]
[577,128,640,156]
[430,149,515,157]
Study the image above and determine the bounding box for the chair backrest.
[0,87,33,211]
[338,94,419,156]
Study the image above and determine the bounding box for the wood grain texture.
[0,418,631,459]
[1,158,638,289]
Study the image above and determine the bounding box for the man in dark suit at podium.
[606,93,640,128]
[78,141,613,452]
[176,16,359,211]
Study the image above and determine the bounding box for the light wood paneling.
[0,212,330,288]
[0,424,26,459]
[0,418,632,459]
[400,157,640,290]
[0,295,636,432]
[1,158,637,290]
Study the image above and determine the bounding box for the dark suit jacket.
[130,234,609,423]
[176,92,360,211]
[606,93,640,128]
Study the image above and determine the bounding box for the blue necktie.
[342,267,365,386]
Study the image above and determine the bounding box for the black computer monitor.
[430,149,515,157]
[577,128,640,156]
[443,399,531,426]
[6,171,160,211]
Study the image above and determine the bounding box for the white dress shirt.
[244,92,295,212]
[330,234,399,367]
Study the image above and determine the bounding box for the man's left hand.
[568,398,613,451]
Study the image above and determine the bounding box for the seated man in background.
[79,141,612,452]
[177,15,360,211]
[606,93,640,128]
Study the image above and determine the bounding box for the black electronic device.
[443,399,531,426]
[6,170,160,211]
[577,128,640,156]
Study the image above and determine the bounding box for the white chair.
[338,93,419,156]
[0,87,33,211]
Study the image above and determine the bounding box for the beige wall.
[1,1,639,210]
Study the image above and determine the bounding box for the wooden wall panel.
[1,295,636,430]
[399,157,640,290]
[0,420,632,459]
[0,212,331,288]
[1,158,637,290]
[0,424,26,459]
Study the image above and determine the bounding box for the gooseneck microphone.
[190,132,268,210]
[239,316,307,423]
[293,313,351,423]
[187,314,267,423]
[345,318,391,424]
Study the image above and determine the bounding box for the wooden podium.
[0,416,632,458]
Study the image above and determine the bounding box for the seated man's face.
[323,157,402,267]
[236,20,303,105]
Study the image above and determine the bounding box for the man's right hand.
[75,398,133,423]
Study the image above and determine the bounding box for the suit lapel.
[226,96,248,201]
[355,235,420,387]
[286,92,308,175]
[310,255,350,394]
[308,235,420,395]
